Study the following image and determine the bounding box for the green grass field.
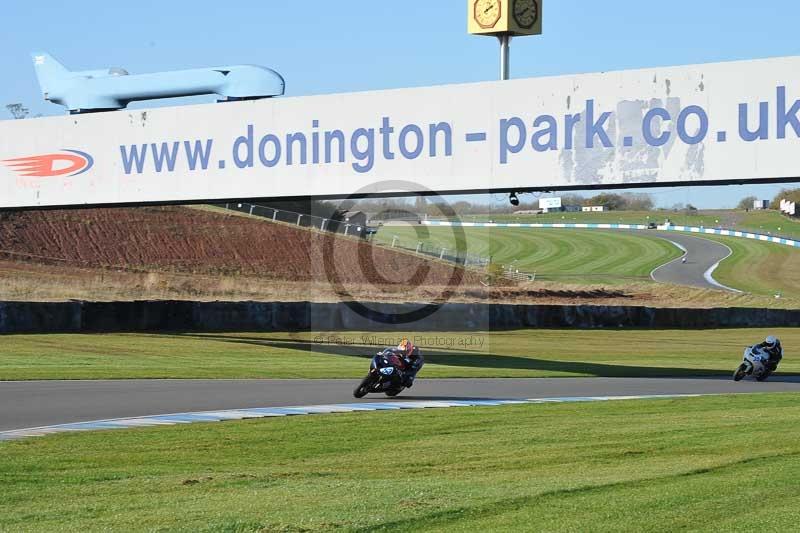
[694,234,800,299]
[1,328,798,380]
[376,220,800,297]
[454,209,800,239]
[2,393,799,531]
[376,227,681,283]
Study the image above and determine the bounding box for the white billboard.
[2,56,800,209]
[539,197,562,209]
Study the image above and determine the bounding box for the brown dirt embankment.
[0,206,796,309]
[0,206,475,286]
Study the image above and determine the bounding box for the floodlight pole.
[498,34,511,80]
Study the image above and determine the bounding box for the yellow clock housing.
[467,0,543,36]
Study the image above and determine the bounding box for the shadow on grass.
[170,333,748,379]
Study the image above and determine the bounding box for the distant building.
[538,204,581,213]
[753,199,770,210]
[539,197,562,210]
[337,210,368,238]
[341,210,367,225]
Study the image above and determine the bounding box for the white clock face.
[513,0,538,29]
[474,0,502,29]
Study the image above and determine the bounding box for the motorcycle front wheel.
[353,375,373,398]
[733,364,747,381]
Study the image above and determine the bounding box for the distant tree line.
[325,191,657,217]
[733,188,800,211]
[770,188,800,210]
[736,196,758,210]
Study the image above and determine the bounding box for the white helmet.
[765,335,778,348]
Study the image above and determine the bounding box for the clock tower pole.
[467,0,542,81]
[499,34,511,80]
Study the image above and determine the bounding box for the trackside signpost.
[2,56,800,209]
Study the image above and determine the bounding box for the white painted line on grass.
[692,236,742,293]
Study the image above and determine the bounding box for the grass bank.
[376,222,800,299]
[1,328,798,380]
[457,209,800,239]
[1,393,799,531]
[375,227,681,283]
[698,234,800,299]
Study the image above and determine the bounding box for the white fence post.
[344,225,350,236]
[391,236,398,248]
[272,210,278,221]
[415,242,421,254]
[296,214,302,225]
[248,204,254,215]
[439,249,446,259]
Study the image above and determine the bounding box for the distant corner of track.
[423,219,750,293]
[697,237,742,293]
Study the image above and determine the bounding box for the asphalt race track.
[649,232,734,290]
[2,377,799,432]
[0,232,768,436]
[0,233,771,435]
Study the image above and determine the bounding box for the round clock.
[513,0,538,29]
[474,0,502,29]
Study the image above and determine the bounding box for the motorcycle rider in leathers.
[395,338,424,388]
[753,335,783,372]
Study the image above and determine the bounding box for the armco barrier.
[0,301,798,334]
[422,220,800,248]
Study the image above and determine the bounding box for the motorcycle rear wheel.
[733,364,747,382]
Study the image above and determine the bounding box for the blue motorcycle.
[353,349,407,398]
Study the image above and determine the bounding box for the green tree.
[585,193,626,210]
[737,196,758,210]
[771,188,800,210]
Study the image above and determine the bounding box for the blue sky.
[2,0,799,208]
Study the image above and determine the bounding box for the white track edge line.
[0,394,708,441]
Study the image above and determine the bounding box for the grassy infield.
[3,209,799,530]
[463,209,800,239]
[376,213,800,298]
[377,228,681,284]
[2,329,800,380]
[2,394,799,531]
[2,330,800,530]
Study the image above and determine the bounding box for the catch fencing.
[218,202,371,239]
[217,203,532,281]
